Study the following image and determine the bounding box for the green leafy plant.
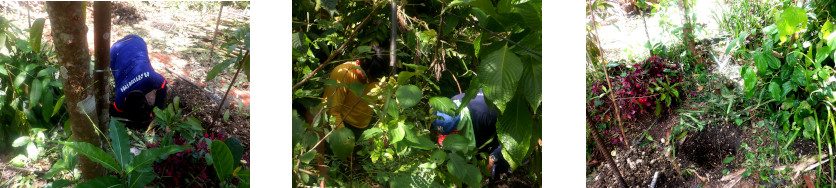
[153,96,205,142]
[61,119,189,188]
[0,15,66,151]
[10,128,47,166]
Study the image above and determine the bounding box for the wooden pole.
[591,8,629,148]
[93,1,112,133]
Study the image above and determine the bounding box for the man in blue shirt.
[109,35,167,130]
[433,89,511,179]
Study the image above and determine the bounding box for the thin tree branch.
[292,5,381,91]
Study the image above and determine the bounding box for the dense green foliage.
[292,0,541,187]
[736,0,836,183]
[0,16,67,152]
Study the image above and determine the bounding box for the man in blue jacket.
[433,89,511,179]
[109,35,167,130]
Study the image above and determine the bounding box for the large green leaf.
[742,66,757,99]
[14,72,26,89]
[822,20,833,40]
[478,44,523,113]
[205,59,233,81]
[12,136,29,147]
[42,88,54,121]
[429,96,457,115]
[828,30,836,48]
[127,167,156,188]
[447,153,482,187]
[782,80,795,98]
[776,7,808,43]
[36,68,57,78]
[211,140,234,180]
[769,82,782,100]
[52,95,65,117]
[516,0,541,30]
[292,32,308,54]
[237,169,250,183]
[817,45,831,66]
[793,66,807,86]
[389,120,406,145]
[397,71,418,85]
[328,127,355,161]
[497,95,532,170]
[470,0,498,19]
[360,127,383,141]
[396,84,422,109]
[441,134,470,153]
[75,176,123,188]
[62,141,120,172]
[402,122,437,150]
[224,137,244,168]
[30,18,45,54]
[109,120,132,170]
[127,145,188,174]
[521,62,542,110]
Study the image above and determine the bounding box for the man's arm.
[154,86,167,109]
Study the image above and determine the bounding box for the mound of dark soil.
[112,2,146,25]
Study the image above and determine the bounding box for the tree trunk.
[681,0,702,65]
[93,1,111,133]
[45,1,105,181]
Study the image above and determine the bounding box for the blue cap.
[433,111,460,135]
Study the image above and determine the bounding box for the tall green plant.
[0,16,66,151]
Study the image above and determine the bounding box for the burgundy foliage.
[587,56,683,145]
[148,132,228,187]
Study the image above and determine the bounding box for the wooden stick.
[206,2,224,67]
[591,6,628,148]
[214,51,249,124]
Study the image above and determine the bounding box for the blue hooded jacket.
[110,35,167,110]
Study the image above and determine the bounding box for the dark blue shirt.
[451,89,499,152]
[110,35,166,109]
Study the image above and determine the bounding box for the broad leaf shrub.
[587,56,683,145]
[742,3,836,148]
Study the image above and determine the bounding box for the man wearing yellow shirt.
[322,44,388,137]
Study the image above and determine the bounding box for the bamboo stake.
[207,2,225,67]
[591,7,628,147]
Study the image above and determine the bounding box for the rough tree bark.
[46,1,105,180]
[93,1,111,133]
